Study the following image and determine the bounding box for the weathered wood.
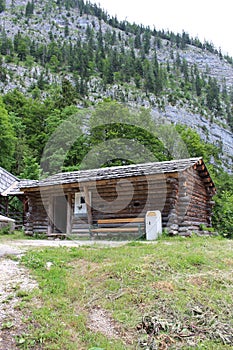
[97,217,144,224]
[66,193,72,234]
[92,227,142,233]
[21,173,179,193]
[83,185,92,225]
[47,196,53,235]
[91,216,145,235]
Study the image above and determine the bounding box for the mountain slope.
[0,0,233,172]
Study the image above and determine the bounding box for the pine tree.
[25,1,34,16]
[0,97,16,171]
[20,154,41,180]
[0,0,6,13]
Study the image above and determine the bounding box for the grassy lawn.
[5,235,233,349]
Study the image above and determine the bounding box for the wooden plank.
[97,217,144,224]
[66,193,72,234]
[92,227,143,233]
[83,185,92,225]
[47,196,53,235]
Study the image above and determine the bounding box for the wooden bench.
[90,217,145,237]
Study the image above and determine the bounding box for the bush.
[0,224,12,235]
[213,191,233,238]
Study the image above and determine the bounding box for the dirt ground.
[0,239,131,349]
[0,245,36,349]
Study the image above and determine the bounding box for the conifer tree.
[20,154,40,180]
[0,97,15,171]
[0,0,6,13]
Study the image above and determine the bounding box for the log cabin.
[20,157,216,237]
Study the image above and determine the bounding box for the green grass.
[0,230,31,240]
[11,236,233,349]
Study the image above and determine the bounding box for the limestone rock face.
[1,0,233,172]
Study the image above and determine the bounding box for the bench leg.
[89,225,98,239]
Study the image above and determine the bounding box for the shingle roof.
[0,167,38,196]
[0,167,19,195]
[20,157,214,190]
[6,179,39,195]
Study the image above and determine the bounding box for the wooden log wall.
[24,192,49,235]
[90,176,173,225]
[175,168,214,234]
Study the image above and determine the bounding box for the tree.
[134,30,141,49]
[0,97,16,171]
[143,59,155,93]
[206,77,221,115]
[102,57,114,85]
[175,124,219,163]
[55,78,78,109]
[0,0,6,13]
[142,30,151,55]
[64,23,69,37]
[42,108,86,174]
[3,90,50,159]
[83,101,168,169]
[213,189,233,238]
[20,153,41,180]
[9,113,28,175]
[25,1,34,16]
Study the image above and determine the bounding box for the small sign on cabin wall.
[74,193,87,215]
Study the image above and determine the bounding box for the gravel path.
[3,239,129,248]
[0,244,37,350]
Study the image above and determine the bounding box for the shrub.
[0,224,12,235]
[213,191,233,238]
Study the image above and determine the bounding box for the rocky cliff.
[1,0,233,171]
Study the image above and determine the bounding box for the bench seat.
[90,217,145,237]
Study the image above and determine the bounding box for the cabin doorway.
[53,196,67,233]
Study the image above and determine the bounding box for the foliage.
[19,153,41,180]
[0,0,5,13]
[0,97,16,170]
[0,230,32,241]
[213,191,233,238]
[175,124,220,163]
[212,172,233,238]
[84,101,169,169]
[0,224,11,235]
